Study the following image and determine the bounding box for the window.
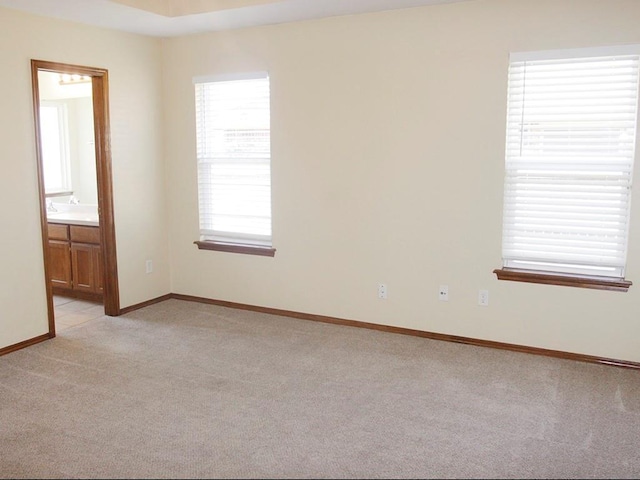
[193,73,274,257]
[495,46,640,291]
[40,101,72,195]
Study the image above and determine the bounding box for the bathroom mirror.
[38,70,98,204]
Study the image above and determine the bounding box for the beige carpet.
[1,298,639,479]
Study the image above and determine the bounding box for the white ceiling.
[0,0,471,37]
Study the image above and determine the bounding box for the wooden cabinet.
[47,223,103,300]
[47,223,72,289]
[48,240,72,289]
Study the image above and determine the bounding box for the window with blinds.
[194,73,272,247]
[501,47,640,278]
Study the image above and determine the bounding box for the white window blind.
[194,74,272,246]
[502,48,640,278]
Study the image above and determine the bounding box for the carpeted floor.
[1,298,639,479]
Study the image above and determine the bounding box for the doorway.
[31,60,120,337]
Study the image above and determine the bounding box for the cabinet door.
[48,240,72,289]
[71,243,96,293]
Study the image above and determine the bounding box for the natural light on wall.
[500,46,640,279]
[40,102,71,194]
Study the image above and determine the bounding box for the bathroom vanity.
[46,204,102,301]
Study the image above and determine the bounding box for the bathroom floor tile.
[53,296,103,332]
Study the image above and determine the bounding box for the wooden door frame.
[31,60,120,336]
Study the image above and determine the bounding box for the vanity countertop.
[46,203,99,227]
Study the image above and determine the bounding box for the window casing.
[194,73,273,253]
[498,46,640,286]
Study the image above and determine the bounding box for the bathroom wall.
[66,96,97,205]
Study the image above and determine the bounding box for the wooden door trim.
[31,60,120,338]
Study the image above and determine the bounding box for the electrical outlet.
[439,285,449,301]
[478,289,489,306]
[378,283,388,299]
[145,259,153,274]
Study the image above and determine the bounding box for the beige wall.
[0,7,170,349]
[163,0,640,362]
[3,0,640,364]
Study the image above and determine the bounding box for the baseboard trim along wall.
[0,333,50,357]
[5,293,639,372]
[119,294,173,315]
[166,293,640,371]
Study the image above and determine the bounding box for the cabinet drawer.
[70,225,100,244]
[48,223,69,241]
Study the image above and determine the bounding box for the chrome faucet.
[46,199,58,212]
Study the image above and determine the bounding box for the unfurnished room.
[1,0,640,478]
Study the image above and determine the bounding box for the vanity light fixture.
[58,73,92,85]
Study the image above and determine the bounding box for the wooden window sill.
[194,241,276,257]
[493,268,631,292]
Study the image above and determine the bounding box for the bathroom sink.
[46,203,99,226]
